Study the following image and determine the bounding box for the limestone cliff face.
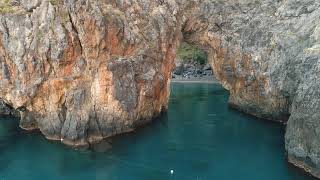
[0,0,182,146]
[1,0,320,178]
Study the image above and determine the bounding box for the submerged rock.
[0,0,320,177]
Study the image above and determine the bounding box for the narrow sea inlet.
[0,83,316,180]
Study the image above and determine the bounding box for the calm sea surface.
[0,83,316,180]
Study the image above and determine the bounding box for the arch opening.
[172,42,215,83]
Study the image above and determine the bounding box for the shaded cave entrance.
[0,102,22,145]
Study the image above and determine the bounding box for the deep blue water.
[0,83,316,180]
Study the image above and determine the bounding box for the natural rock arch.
[0,0,320,178]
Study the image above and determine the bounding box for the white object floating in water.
[170,170,174,174]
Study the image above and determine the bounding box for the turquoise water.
[0,83,316,180]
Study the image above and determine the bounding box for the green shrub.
[0,0,15,14]
[177,43,207,65]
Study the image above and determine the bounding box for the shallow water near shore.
[0,83,316,180]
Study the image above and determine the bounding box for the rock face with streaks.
[0,0,179,146]
[1,0,320,178]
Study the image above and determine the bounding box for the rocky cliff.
[0,0,320,178]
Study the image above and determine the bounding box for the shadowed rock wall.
[1,0,320,178]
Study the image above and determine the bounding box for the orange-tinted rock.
[1,1,320,178]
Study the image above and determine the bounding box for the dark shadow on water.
[227,105,287,128]
[108,111,170,146]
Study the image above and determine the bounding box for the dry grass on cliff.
[0,0,14,13]
[49,0,64,6]
[0,0,24,14]
[0,0,63,14]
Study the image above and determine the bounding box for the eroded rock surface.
[0,0,320,178]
